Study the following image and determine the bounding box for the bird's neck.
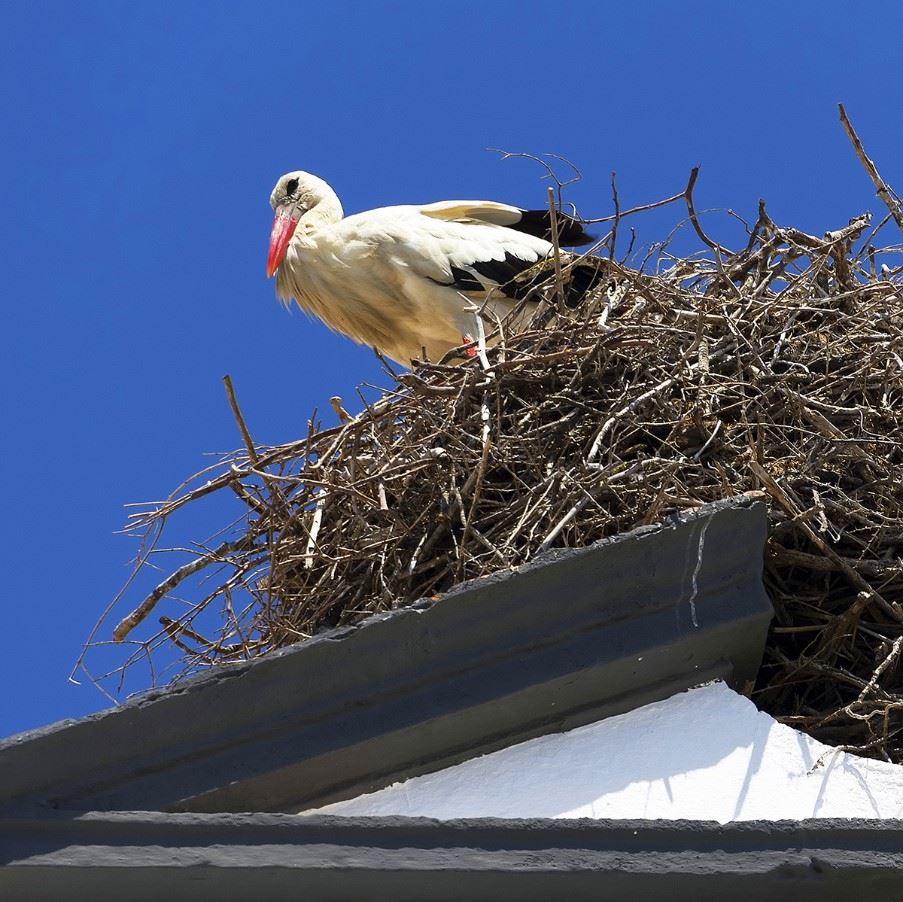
[298,193,344,237]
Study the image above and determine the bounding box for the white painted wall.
[302,682,903,822]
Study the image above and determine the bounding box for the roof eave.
[1,494,772,814]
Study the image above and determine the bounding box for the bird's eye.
[285,177,299,196]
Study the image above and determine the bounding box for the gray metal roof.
[1,494,771,815]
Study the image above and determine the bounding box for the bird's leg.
[461,333,478,358]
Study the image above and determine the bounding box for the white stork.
[266,170,601,364]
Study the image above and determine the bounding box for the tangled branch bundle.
[86,111,903,762]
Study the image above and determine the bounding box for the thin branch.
[112,538,254,642]
[223,374,258,463]
[683,166,732,256]
[838,103,903,233]
[488,148,582,208]
[547,186,565,306]
[583,187,687,224]
[609,170,620,261]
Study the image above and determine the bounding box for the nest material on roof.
[93,144,903,762]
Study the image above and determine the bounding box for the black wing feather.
[444,253,607,307]
[447,265,486,293]
[448,253,546,300]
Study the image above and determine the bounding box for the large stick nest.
[85,138,903,762]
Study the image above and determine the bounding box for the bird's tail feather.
[563,261,608,308]
[513,209,596,247]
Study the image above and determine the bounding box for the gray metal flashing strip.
[0,495,772,815]
[2,812,902,901]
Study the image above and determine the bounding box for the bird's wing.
[335,205,552,301]
[413,209,552,300]
[419,200,525,227]
[419,200,595,247]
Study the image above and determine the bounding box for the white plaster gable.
[302,682,903,823]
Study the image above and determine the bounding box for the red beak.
[266,206,300,278]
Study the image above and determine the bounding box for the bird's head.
[266,170,340,278]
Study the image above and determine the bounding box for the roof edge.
[1,494,772,814]
[2,812,901,901]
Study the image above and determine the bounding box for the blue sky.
[3,1,901,737]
